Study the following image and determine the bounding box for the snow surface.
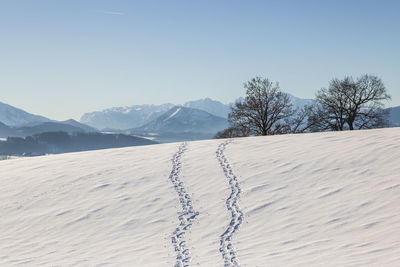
[165,107,182,121]
[1,128,400,266]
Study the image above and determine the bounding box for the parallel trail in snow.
[217,140,244,266]
[168,143,199,267]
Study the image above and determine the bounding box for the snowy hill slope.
[1,128,400,266]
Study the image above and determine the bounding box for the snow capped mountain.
[79,95,314,131]
[0,101,50,127]
[0,102,98,138]
[1,128,399,265]
[135,106,228,134]
[80,104,174,130]
[184,98,231,118]
[80,100,230,131]
[286,93,315,109]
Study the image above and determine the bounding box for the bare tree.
[285,105,313,133]
[227,77,295,136]
[308,75,391,131]
[344,75,391,129]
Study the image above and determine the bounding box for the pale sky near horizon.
[1,0,399,121]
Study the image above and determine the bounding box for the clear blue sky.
[1,0,399,120]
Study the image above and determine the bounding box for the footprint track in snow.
[169,143,199,267]
[217,140,243,267]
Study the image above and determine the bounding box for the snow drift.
[1,128,400,266]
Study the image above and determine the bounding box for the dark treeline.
[216,74,391,138]
[0,131,156,156]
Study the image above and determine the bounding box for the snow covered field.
[1,128,400,266]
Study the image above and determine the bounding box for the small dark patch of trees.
[0,131,156,156]
[216,74,391,138]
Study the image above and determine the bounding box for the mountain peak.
[0,101,51,127]
[80,103,175,130]
[183,99,230,118]
[136,106,228,134]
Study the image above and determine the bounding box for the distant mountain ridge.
[0,122,17,137]
[0,121,98,139]
[0,102,155,155]
[286,94,315,109]
[129,105,228,143]
[0,102,98,138]
[14,122,91,137]
[61,119,98,132]
[184,98,230,118]
[2,98,398,143]
[388,106,400,127]
[80,104,174,130]
[80,99,232,131]
[134,106,228,134]
[80,95,315,131]
[0,101,50,127]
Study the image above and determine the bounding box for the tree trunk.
[348,120,354,130]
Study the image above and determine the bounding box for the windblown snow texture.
[2,128,400,266]
[169,143,199,266]
[217,140,244,266]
